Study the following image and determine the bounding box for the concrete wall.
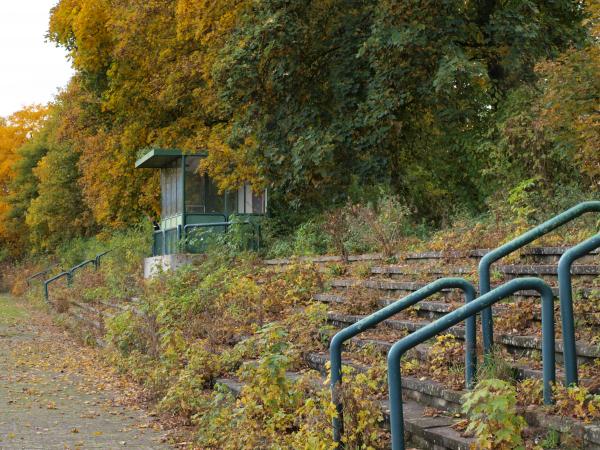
[143,254,206,279]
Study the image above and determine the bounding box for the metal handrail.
[95,250,112,268]
[183,220,261,251]
[43,250,110,304]
[43,271,71,304]
[152,229,167,256]
[69,259,96,278]
[388,278,556,450]
[329,278,477,444]
[479,201,600,353]
[558,233,600,386]
[26,264,58,286]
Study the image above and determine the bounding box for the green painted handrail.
[26,264,58,287]
[183,220,261,252]
[329,278,477,445]
[95,250,112,268]
[43,251,110,304]
[479,201,600,353]
[388,278,556,450]
[558,233,600,386]
[43,271,71,304]
[69,259,96,279]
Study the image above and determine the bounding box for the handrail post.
[162,229,167,256]
[479,201,600,354]
[329,278,476,445]
[558,233,600,386]
[177,224,183,252]
[388,278,555,450]
[43,271,70,305]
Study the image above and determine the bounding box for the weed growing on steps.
[552,384,600,422]
[475,346,515,382]
[516,379,544,407]
[427,334,465,389]
[462,379,527,450]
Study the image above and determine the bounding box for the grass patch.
[0,295,28,325]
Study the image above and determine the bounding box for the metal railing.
[26,264,59,287]
[558,233,600,386]
[387,277,557,450]
[479,201,600,353]
[151,214,263,256]
[329,278,476,445]
[69,259,97,279]
[183,220,261,252]
[44,271,72,304]
[42,250,111,305]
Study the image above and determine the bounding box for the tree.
[0,106,49,255]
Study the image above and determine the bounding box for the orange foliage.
[0,105,49,237]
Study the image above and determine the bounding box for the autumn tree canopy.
[0,0,597,255]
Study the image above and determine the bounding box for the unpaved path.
[0,295,170,449]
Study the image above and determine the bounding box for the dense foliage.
[0,0,597,256]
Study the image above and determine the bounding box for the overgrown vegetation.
[462,379,527,450]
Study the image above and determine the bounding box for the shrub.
[462,378,527,450]
[552,384,600,422]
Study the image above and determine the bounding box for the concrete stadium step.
[307,340,598,395]
[328,278,596,300]
[215,373,474,450]
[497,264,599,283]
[370,266,475,277]
[315,292,600,330]
[520,246,600,264]
[263,247,599,269]
[263,253,383,267]
[369,263,599,283]
[316,293,527,322]
[327,312,600,362]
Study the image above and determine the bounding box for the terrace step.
[263,247,599,268]
[497,264,599,276]
[371,266,475,276]
[263,253,383,266]
[217,362,600,449]
[307,344,598,395]
[315,292,574,324]
[306,352,600,447]
[327,312,600,361]
[329,278,596,299]
[404,249,487,260]
[368,263,599,283]
[521,246,600,264]
[215,373,473,450]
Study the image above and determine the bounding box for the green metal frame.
[27,265,58,287]
[183,219,262,253]
[139,150,267,257]
[329,278,477,445]
[558,233,600,386]
[43,251,110,304]
[69,259,97,279]
[479,201,600,353]
[95,250,112,268]
[387,277,556,450]
[43,271,71,304]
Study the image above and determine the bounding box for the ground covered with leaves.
[0,295,169,449]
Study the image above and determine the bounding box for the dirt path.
[0,295,170,449]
